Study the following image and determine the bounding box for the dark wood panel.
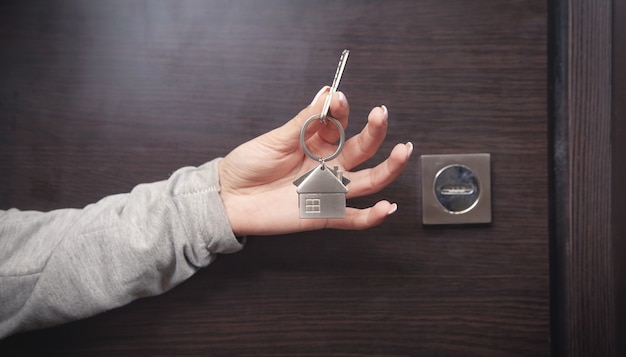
[613,0,626,355]
[550,0,615,356]
[0,1,549,355]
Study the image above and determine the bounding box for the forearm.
[0,159,242,338]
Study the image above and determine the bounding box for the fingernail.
[381,105,388,117]
[336,91,347,106]
[310,86,329,106]
[388,203,398,215]
[405,142,414,159]
[381,105,388,124]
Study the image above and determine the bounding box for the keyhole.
[434,165,480,214]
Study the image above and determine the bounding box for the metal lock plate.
[421,153,491,224]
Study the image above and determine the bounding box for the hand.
[218,86,413,236]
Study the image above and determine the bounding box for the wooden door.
[0,1,549,355]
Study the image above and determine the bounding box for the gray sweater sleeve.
[0,158,243,338]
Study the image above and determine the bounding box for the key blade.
[320,49,350,122]
[330,49,350,92]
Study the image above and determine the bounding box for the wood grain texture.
[0,1,549,355]
[612,0,626,355]
[551,0,615,355]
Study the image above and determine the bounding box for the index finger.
[296,91,350,144]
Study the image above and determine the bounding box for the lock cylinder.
[434,164,480,214]
[421,154,492,224]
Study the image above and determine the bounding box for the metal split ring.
[299,114,345,163]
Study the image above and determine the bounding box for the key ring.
[299,113,345,163]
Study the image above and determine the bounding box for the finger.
[297,91,350,160]
[340,105,388,170]
[326,200,398,230]
[327,91,351,136]
[307,90,350,145]
[346,142,413,199]
[308,86,351,130]
[273,87,349,149]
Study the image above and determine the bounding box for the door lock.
[421,153,491,224]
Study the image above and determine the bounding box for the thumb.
[286,86,330,131]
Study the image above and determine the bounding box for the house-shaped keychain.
[293,165,350,218]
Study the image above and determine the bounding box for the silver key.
[294,50,351,219]
[320,49,349,123]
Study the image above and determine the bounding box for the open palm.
[218,87,412,236]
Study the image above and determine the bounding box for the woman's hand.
[219,87,413,236]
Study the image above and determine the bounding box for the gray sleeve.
[0,158,243,338]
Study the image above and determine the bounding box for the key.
[320,49,349,123]
[294,50,351,219]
